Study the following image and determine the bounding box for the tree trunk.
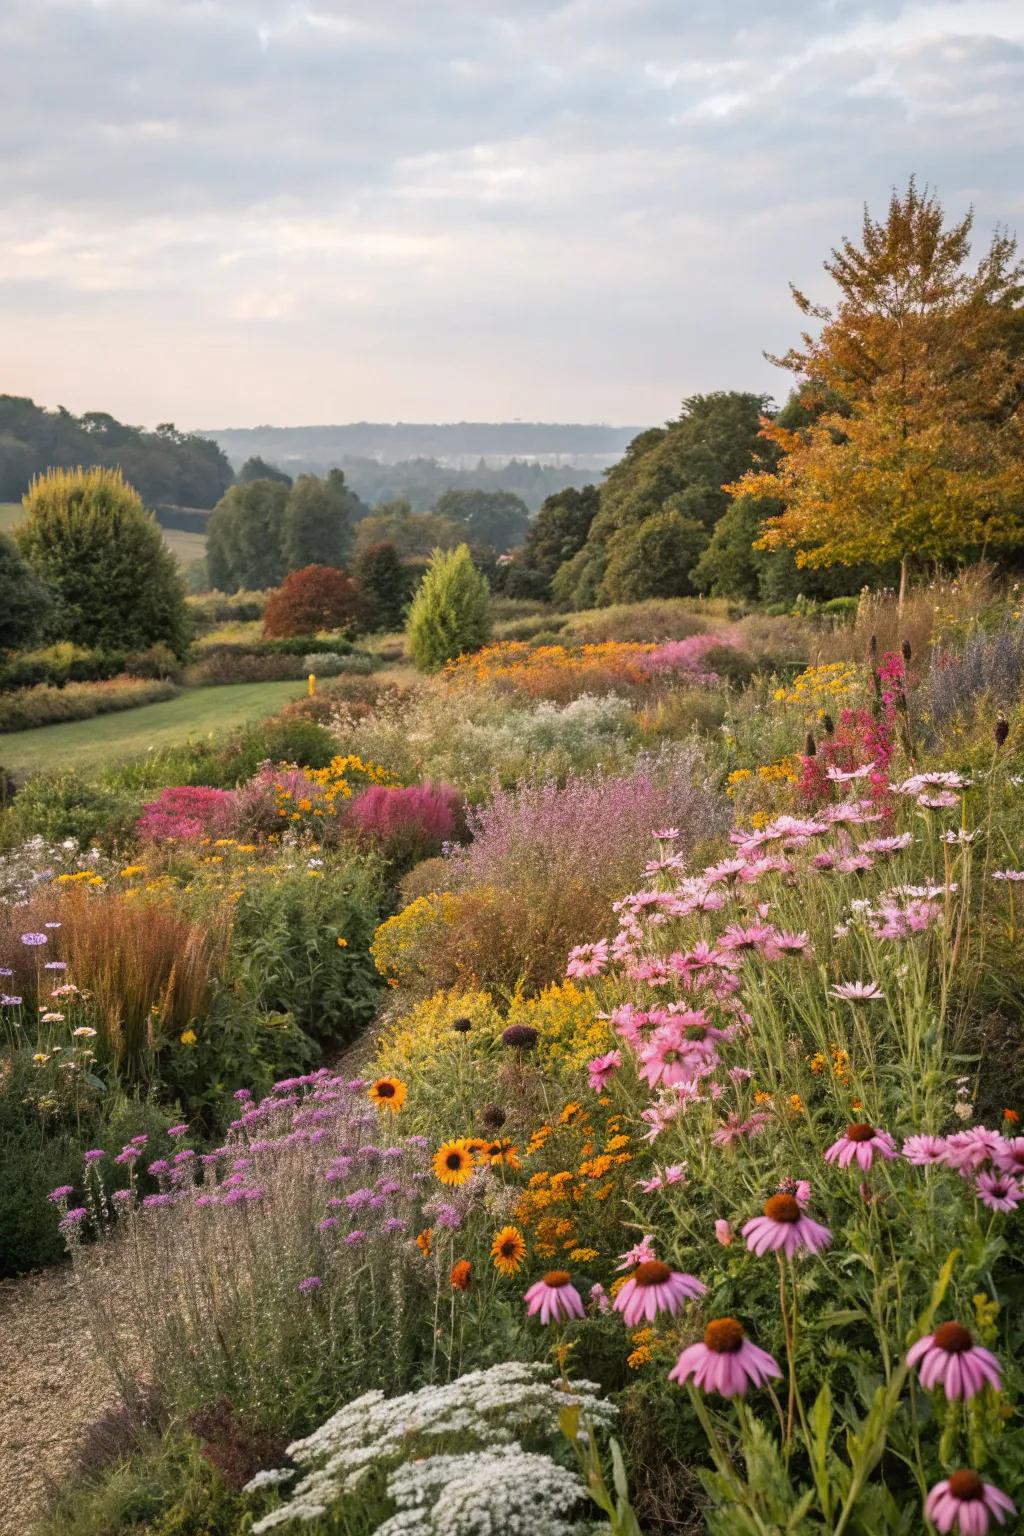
[897,554,909,614]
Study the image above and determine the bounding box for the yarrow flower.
[924,1471,1015,1533]
[524,1270,585,1324]
[741,1193,832,1258]
[669,1318,781,1398]
[907,1323,1002,1400]
[825,1123,897,1171]
[613,1261,706,1326]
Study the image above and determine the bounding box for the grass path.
[0,1266,115,1536]
[0,681,308,772]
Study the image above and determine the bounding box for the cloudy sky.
[2,0,1023,429]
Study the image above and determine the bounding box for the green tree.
[407,544,492,672]
[503,485,598,600]
[352,541,413,631]
[599,509,709,603]
[239,455,292,486]
[16,467,188,656]
[282,470,358,570]
[0,532,56,650]
[433,488,531,552]
[354,500,462,560]
[205,479,290,591]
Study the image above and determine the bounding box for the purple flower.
[59,1206,88,1226]
[345,1229,366,1246]
[298,1275,323,1294]
[1,995,23,1007]
[433,1202,462,1229]
[142,1192,174,1209]
[111,1189,133,1206]
[167,1124,188,1138]
[83,1149,105,1165]
[48,1185,74,1203]
[382,1217,407,1234]
[44,961,68,971]
[20,932,48,946]
[233,1088,253,1102]
[317,1216,339,1232]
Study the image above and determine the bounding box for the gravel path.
[0,1266,118,1536]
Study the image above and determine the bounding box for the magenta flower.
[924,1472,1015,1533]
[616,1234,658,1270]
[167,1124,189,1138]
[669,1318,781,1398]
[298,1275,323,1294]
[946,1127,1002,1172]
[742,1193,832,1258]
[714,1219,733,1246]
[903,1134,949,1166]
[975,1171,1022,1212]
[524,1270,585,1325]
[613,1261,706,1326]
[47,1185,74,1203]
[907,1323,1002,1400]
[587,1049,622,1094]
[994,1137,1024,1177]
[824,1123,897,1171]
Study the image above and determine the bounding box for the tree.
[282,470,358,570]
[407,544,492,672]
[728,180,1024,605]
[354,500,462,560]
[502,485,598,600]
[352,542,413,632]
[0,532,56,650]
[552,394,773,608]
[262,564,365,638]
[433,488,531,552]
[16,467,189,656]
[239,456,292,486]
[599,509,709,603]
[205,479,290,591]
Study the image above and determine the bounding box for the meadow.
[1,569,1022,1536]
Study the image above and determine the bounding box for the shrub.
[352,541,413,632]
[262,564,364,638]
[0,530,56,650]
[212,715,338,780]
[301,650,374,677]
[562,597,719,644]
[185,589,268,632]
[346,783,462,865]
[0,771,141,849]
[16,467,189,657]
[407,544,491,672]
[0,676,177,733]
[136,786,237,842]
[184,649,305,686]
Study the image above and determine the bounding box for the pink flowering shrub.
[637,629,752,685]
[346,784,463,865]
[136,785,237,842]
[233,764,328,835]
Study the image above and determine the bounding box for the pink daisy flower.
[566,940,609,979]
[524,1270,585,1325]
[830,980,884,1003]
[975,1171,1022,1212]
[924,1471,1015,1533]
[587,1049,622,1094]
[902,1134,949,1166]
[994,1137,1024,1177]
[613,1261,706,1327]
[669,1318,781,1398]
[616,1234,658,1270]
[946,1127,1003,1172]
[742,1192,832,1258]
[906,1322,1002,1399]
[825,1123,897,1171]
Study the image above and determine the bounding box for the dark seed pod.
[804,732,816,758]
[822,713,835,737]
[901,639,912,663]
[995,716,1010,748]
[480,1104,506,1130]
[451,1017,472,1034]
[501,1024,538,1051]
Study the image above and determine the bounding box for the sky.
[2,0,1023,430]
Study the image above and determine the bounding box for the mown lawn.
[0,681,307,772]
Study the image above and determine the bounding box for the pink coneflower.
[713,1110,772,1146]
[718,923,776,954]
[903,1134,949,1166]
[918,791,960,810]
[742,1193,832,1258]
[994,1137,1024,1177]
[830,980,884,1003]
[566,940,609,979]
[587,1049,622,1094]
[825,1124,897,1171]
[652,827,679,841]
[946,1127,1002,1172]
[770,931,811,956]
[524,1270,585,1324]
[826,763,875,782]
[669,1318,781,1398]
[924,1471,1015,1533]
[907,1323,1002,1399]
[614,1261,707,1326]
[975,1171,1022,1212]
[616,1234,658,1270]
[860,834,913,855]
[704,857,749,886]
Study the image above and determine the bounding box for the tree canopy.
[501,485,599,600]
[728,179,1024,597]
[205,471,365,591]
[432,488,531,552]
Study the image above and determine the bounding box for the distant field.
[1,500,205,566]
[0,680,306,773]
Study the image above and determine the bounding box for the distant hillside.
[203,421,639,469]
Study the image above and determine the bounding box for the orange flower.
[368,1077,407,1114]
[450,1259,472,1291]
[1004,1108,1020,1124]
[416,1228,432,1256]
[490,1226,527,1276]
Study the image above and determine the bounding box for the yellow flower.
[569,1247,598,1262]
[32,1052,49,1065]
[490,1225,527,1276]
[180,1029,197,1046]
[432,1139,474,1187]
[368,1077,407,1114]
[336,937,348,948]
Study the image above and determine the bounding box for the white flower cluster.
[378,1445,597,1535]
[247,1362,614,1534]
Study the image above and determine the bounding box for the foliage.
[136,785,237,842]
[239,455,292,486]
[600,509,709,604]
[205,478,291,592]
[354,499,462,560]
[16,467,190,658]
[433,488,532,553]
[0,677,177,733]
[407,544,492,672]
[502,485,600,601]
[730,180,1024,587]
[347,783,462,866]
[0,530,56,650]
[263,564,364,638]
[352,541,413,632]
[281,470,358,571]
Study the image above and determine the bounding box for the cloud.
[1,0,1022,425]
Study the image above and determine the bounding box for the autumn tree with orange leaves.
[727,180,1024,606]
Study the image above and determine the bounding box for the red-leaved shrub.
[136,786,237,842]
[262,565,364,638]
[346,783,462,864]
